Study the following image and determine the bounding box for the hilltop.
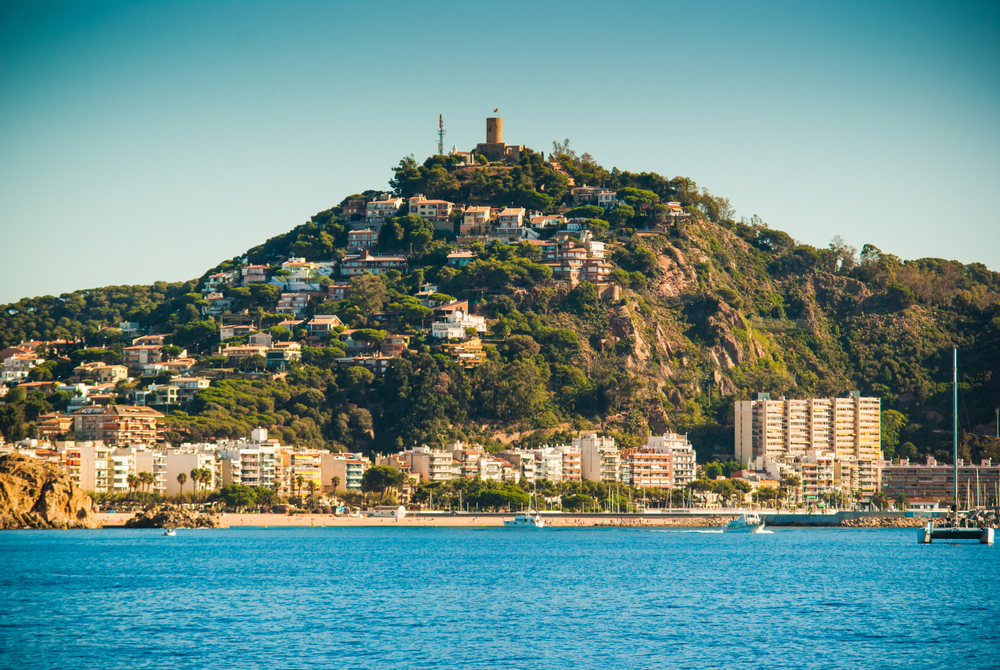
[2,135,999,465]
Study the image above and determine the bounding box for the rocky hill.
[0,455,97,529]
[1,147,999,464]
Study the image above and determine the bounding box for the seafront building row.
[380,432,697,489]
[0,429,698,496]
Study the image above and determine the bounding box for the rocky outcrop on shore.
[0,454,97,529]
[122,504,222,529]
[839,516,927,528]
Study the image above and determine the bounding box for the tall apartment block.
[735,392,881,464]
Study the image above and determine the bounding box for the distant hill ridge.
[1,144,999,465]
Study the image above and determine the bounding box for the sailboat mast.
[953,347,959,524]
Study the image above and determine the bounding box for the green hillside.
[2,146,999,465]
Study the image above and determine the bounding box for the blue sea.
[0,527,997,669]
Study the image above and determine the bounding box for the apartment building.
[882,456,1000,507]
[406,446,455,483]
[289,450,326,494]
[321,453,370,493]
[63,441,113,493]
[735,392,881,464]
[574,433,620,483]
[619,432,696,490]
[161,447,218,496]
[71,405,164,445]
[216,436,282,492]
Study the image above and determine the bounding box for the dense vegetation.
[3,143,999,465]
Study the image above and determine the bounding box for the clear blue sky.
[1,0,997,304]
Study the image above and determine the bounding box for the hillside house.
[348,229,379,250]
[409,195,455,232]
[431,309,487,340]
[446,250,477,268]
[204,270,238,292]
[308,314,344,337]
[342,199,367,219]
[241,265,269,286]
[366,195,404,224]
[122,345,162,369]
[341,249,408,276]
[461,206,492,236]
[327,282,350,302]
[203,292,234,317]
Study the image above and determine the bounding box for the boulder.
[123,504,222,529]
[0,454,97,529]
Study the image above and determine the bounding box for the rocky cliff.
[0,454,97,529]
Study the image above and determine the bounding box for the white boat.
[162,529,176,536]
[504,511,545,528]
[723,514,766,533]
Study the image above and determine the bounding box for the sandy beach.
[93,511,719,529]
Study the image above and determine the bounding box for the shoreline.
[90,511,934,530]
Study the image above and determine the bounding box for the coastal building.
[881,456,1000,508]
[62,441,113,493]
[321,452,370,493]
[71,405,164,445]
[734,392,881,464]
[215,429,284,493]
[404,446,454,483]
[619,433,696,490]
[574,433,620,483]
[160,447,219,496]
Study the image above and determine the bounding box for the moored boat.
[162,528,176,536]
[504,511,545,528]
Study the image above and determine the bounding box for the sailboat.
[918,348,994,545]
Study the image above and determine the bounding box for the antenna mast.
[437,114,446,155]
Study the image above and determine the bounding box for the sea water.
[0,527,997,669]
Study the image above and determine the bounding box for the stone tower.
[473,116,521,163]
[486,117,502,144]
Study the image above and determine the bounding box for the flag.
[493,108,498,113]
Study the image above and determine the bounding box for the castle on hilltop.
[471,116,522,163]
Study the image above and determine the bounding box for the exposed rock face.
[0,454,97,529]
[123,504,222,529]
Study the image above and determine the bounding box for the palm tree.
[177,472,187,499]
[199,468,212,496]
[126,474,139,500]
[308,479,318,499]
[331,476,341,500]
[296,475,304,498]
[191,468,200,499]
